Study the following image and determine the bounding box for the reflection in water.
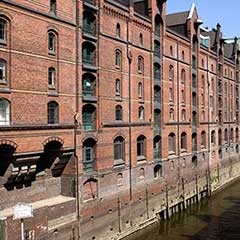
[125,180,240,240]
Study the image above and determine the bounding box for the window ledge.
[0,39,7,46]
[168,151,176,156]
[48,90,58,97]
[180,149,187,153]
[0,81,8,85]
[137,156,146,162]
[48,50,56,56]
[0,87,10,93]
[114,159,125,167]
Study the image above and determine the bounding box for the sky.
[166,0,240,39]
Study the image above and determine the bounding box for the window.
[182,51,185,61]
[138,56,144,73]
[48,67,55,87]
[115,79,121,95]
[224,129,228,143]
[153,136,161,159]
[230,128,234,142]
[82,73,95,96]
[192,133,197,152]
[50,0,56,14]
[0,59,6,83]
[192,156,198,168]
[47,101,59,124]
[202,110,205,121]
[82,138,96,172]
[48,31,56,54]
[181,89,185,103]
[137,135,146,159]
[201,131,206,148]
[154,165,162,178]
[211,130,216,145]
[139,33,143,46]
[211,64,214,72]
[82,42,96,66]
[0,19,6,43]
[154,40,160,57]
[154,63,161,80]
[114,136,124,162]
[181,69,186,83]
[169,88,173,102]
[138,106,144,121]
[82,104,96,131]
[115,105,123,121]
[201,93,205,106]
[182,109,186,121]
[83,11,96,36]
[169,108,174,121]
[170,46,173,56]
[116,23,120,38]
[154,109,161,128]
[201,58,204,68]
[0,99,10,125]
[168,133,176,154]
[169,65,174,80]
[180,132,187,151]
[154,85,161,102]
[138,82,143,98]
[201,75,205,89]
[236,128,239,142]
[115,50,121,69]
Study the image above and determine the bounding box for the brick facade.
[0,0,239,239]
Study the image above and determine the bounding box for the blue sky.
[166,0,239,38]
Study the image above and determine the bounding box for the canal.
[125,179,240,240]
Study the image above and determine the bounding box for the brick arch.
[0,139,18,149]
[42,137,64,147]
[82,135,98,143]
[0,11,13,22]
[112,133,126,141]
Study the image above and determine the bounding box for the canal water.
[126,180,240,240]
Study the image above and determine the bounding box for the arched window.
[154,40,160,57]
[48,31,57,54]
[182,51,185,61]
[47,101,59,124]
[170,46,173,56]
[168,133,176,154]
[0,19,7,43]
[139,33,143,46]
[180,132,187,151]
[192,111,197,125]
[137,135,146,159]
[114,136,125,163]
[154,85,161,102]
[182,109,186,121]
[82,104,96,131]
[192,156,198,167]
[236,128,239,142]
[138,82,143,98]
[0,99,10,125]
[169,88,173,102]
[115,79,121,96]
[138,56,144,73]
[181,69,186,83]
[201,131,206,148]
[192,55,197,70]
[169,108,174,121]
[201,58,205,68]
[230,128,234,142]
[115,50,122,69]
[82,138,96,172]
[154,164,162,178]
[202,110,205,121]
[224,129,228,143]
[83,11,96,36]
[116,23,121,38]
[211,130,215,145]
[82,41,96,66]
[192,133,197,152]
[154,63,161,80]
[48,67,56,87]
[154,109,161,128]
[169,65,174,81]
[82,73,96,96]
[153,136,161,159]
[218,129,222,145]
[138,106,144,121]
[201,75,205,89]
[115,105,123,121]
[0,59,6,83]
[181,89,185,103]
[155,15,161,36]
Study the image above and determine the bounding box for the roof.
[166,11,189,26]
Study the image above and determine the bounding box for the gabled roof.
[166,11,189,26]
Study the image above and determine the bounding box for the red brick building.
[0,0,239,239]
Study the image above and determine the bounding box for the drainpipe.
[176,40,181,195]
[206,52,211,196]
[74,0,80,239]
[127,14,133,226]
